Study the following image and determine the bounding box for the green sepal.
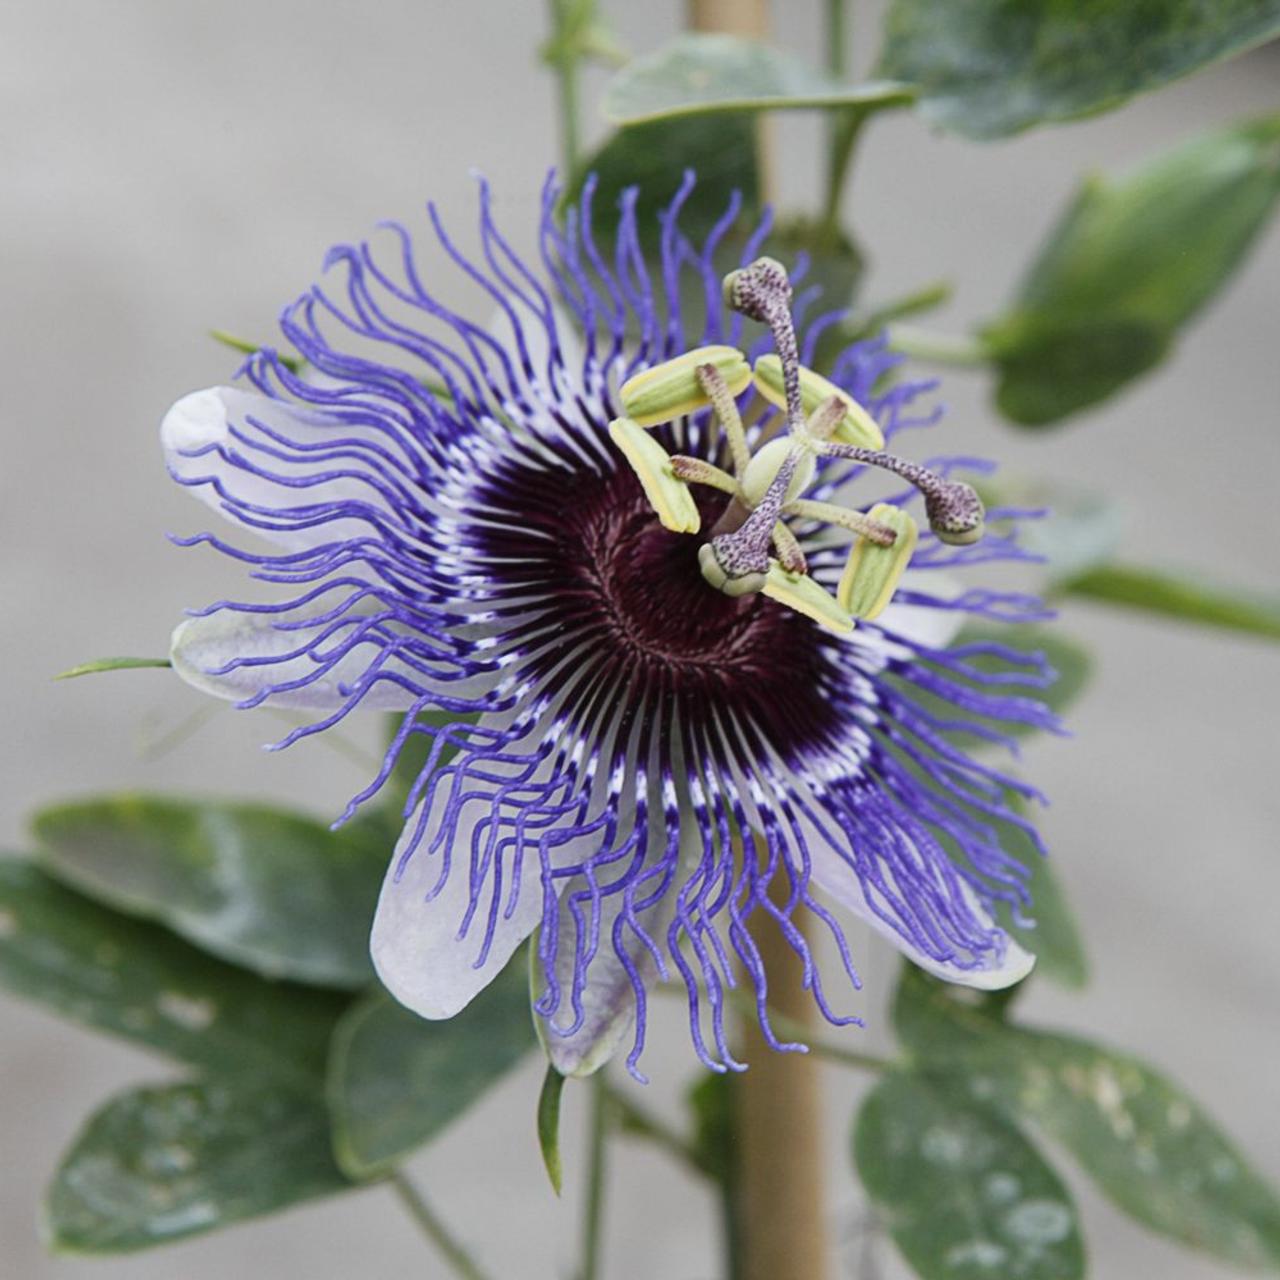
[537,1064,567,1196]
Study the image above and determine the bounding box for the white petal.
[748,745,1035,993]
[371,800,544,1020]
[170,607,420,711]
[372,696,659,1028]
[809,841,1034,990]
[162,386,394,550]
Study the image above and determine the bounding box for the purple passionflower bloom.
[161,175,1058,1080]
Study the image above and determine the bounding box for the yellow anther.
[619,346,751,428]
[741,437,816,508]
[753,355,885,449]
[609,418,701,534]
[836,502,919,620]
[762,562,854,634]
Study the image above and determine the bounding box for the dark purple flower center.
[474,456,845,751]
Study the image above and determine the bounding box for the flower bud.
[618,346,751,428]
[763,563,854,634]
[608,418,701,534]
[753,355,884,449]
[836,502,918,620]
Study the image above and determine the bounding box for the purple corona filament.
[162,171,1061,1082]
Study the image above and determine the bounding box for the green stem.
[889,323,989,367]
[580,1073,609,1280]
[547,0,582,179]
[821,0,861,236]
[390,1170,493,1280]
[826,0,848,77]
[822,110,866,234]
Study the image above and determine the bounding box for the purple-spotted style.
[161,175,1060,1080]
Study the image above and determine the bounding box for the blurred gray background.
[2,3,1277,1277]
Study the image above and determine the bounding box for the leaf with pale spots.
[854,1069,1085,1280]
[326,956,536,1180]
[894,967,1280,1270]
[0,858,344,1091]
[45,1080,350,1253]
[32,796,394,988]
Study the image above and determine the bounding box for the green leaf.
[567,112,764,356]
[45,1080,350,1253]
[773,216,866,337]
[54,657,171,681]
[603,33,914,124]
[894,969,1280,1269]
[878,0,1280,140]
[571,113,759,256]
[686,1073,736,1185]
[538,1064,567,1196]
[986,115,1280,424]
[0,858,343,1090]
[1061,562,1280,641]
[326,957,535,1179]
[32,796,392,989]
[854,1069,1085,1280]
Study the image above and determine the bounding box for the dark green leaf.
[54,657,171,680]
[1061,562,1280,641]
[773,216,865,336]
[603,33,914,124]
[571,113,759,256]
[854,1070,1085,1279]
[46,1080,349,1253]
[878,0,1280,140]
[538,1064,567,1196]
[894,969,1280,1269]
[986,115,1280,424]
[687,1073,736,1185]
[326,957,535,1179]
[0,858,342,1090]
[33,796,393,988]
